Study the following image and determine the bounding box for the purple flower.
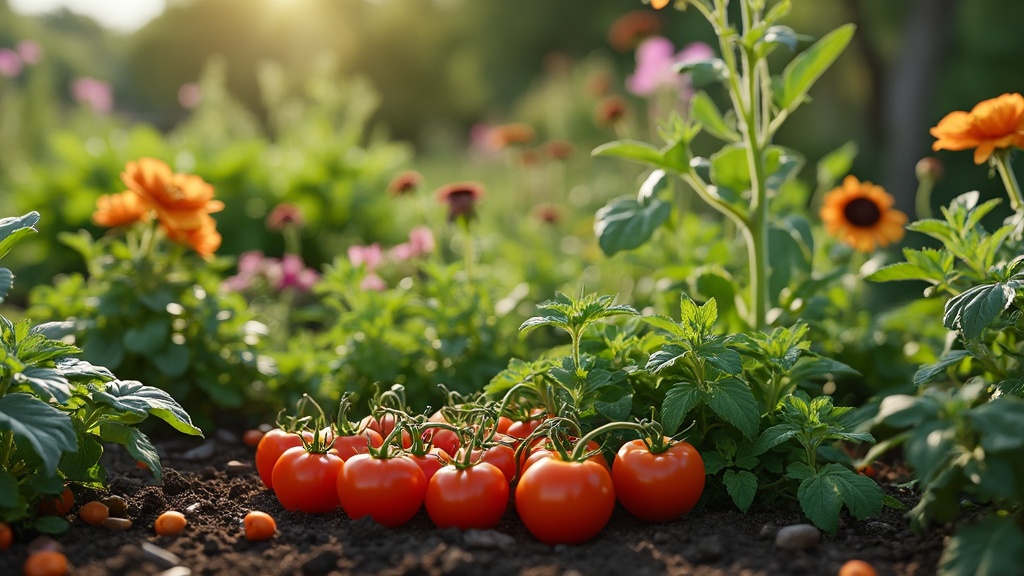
[348,244,383,271]
[16,40,42,65]
[626,37,714,98]
[71,77,113,113]
[222,251,270,291]
[0,49,22,78]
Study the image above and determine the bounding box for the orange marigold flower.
[930,93,1024,164]
[820,175,907,253]
[121,158,224,233]
[93,191,150,228]
[163,213,222,258]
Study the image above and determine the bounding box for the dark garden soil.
[0,430,946,576]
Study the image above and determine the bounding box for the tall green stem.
[994,151,1024,213]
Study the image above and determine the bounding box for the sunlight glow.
[9,0,166,33]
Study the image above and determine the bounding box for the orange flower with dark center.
[163,214,222,259]
[820,175,907,252]
[436,182,485,223]
[93,191,150,228]
[595,96,629,126]
[387,170,423,196]
[608,11,662,52]
[489,123,536,149]
[121,158,224,232]
[930,93,1024,164]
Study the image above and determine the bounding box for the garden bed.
[0,431,944,576]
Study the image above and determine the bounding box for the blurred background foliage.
[2,0,1024,415]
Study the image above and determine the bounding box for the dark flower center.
[843,197,882,228]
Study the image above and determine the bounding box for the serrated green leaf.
[908,218,956,243]
[99,421,164,480]
[690,92,740,142]
[0,211,40,260]
[92,380,202,436]
[778,24,856,109]
[642,314,686,338]
[723,469,758,512]
[940,516,1024,576]
[753,423,799,454]
[59,434,106,486]
[701,451,729,475]
[944,282,1016,340]
[54,358,116,382]
[914,350,970,386]
[797,463,882,534]
[0,393,77,476]
[997,378,1024,397]
[706,378,760,439]
[661,382,703,434]
[29,321,77,340]
[593,140,690,174]
[594,196,672,256]
[14,367,73,404]
[866,247,954,283]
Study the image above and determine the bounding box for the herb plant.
[0,212,202,535]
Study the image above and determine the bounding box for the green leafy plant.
[0,212,202,534]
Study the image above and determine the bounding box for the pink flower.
[267,254,319,292]
[0,49,22,78]
[626,37,714,98]
[265,203,304,231]
[16,40,42,65]
[348,244,383,271]
[408,226,435,256]
[222,251,270,292]
[178,82,202,109]
[389,242,415,262]
[72,77,113,113]
[360,273,387,292]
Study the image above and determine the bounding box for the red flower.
[436,182,485,223]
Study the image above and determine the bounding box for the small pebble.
[101,495,129,517]
[182,442,216,461]
[26,536,62,555]
[226,460,250,471]
[215,429,239,444]
[774,523,821,551]
[462,529,515,549]
[697,535,724,561]
[142,541,181,569]
[184,503,202,513]
[758,522,778,540]
[102,517,133,532]
[159,568,192,576]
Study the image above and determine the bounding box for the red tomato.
[612,438,705,522]
[336,454,426,528]
[35,487,74,516]
[332,430,385,461]
[495,416,513,435]
[423,427,461,456]
[360,414,413,448]
[271,447,344,513]
[505,414,544,441]
[410,448,450,483]
[514,457,615,545]
[425,463,509,529]
[468,443,517,483]
[255,429,309,490]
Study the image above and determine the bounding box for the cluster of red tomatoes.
[254,409,706,546]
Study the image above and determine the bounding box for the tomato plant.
[612,437,705,522]
[425,461,509,529]
[336,453,427,528]
[515,457,615,545]
[272,445,344,513]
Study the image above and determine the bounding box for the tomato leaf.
[753,423,799,454]
[99,421,164,480]
[723,469,758,513]
[705,378,760,440]
[913,350,970,387]
[594,196,672,256]
[58,434,106,487]
[92,379,203,436]
[27,515,69,535]
[0,470,19,508]
[661,382,702,435]
[943,281,1018,340]
[0,393,77,476]
[797,463,883,534]
[966,396,1024,453]
[940,516,1024,576]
